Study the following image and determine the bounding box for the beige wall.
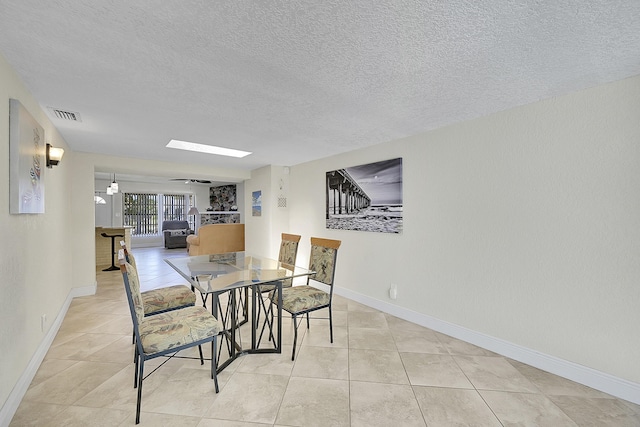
[288,75,640,391]
[0,53,75,411]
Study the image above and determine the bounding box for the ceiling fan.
[170,178,213,184]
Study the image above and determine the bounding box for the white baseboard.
[335,287,640,406]
[0,282,97,427]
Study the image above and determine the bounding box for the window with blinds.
[123,193,159,236]
[163,194,186,221]
[123,193,189,236]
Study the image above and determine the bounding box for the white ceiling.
[1,1,639,173]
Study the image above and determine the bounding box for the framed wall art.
[209,184,237,211]
[9,99,45,214]
[252,190,262,216]
[326,158,403,233]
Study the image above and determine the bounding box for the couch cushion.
[168,229,187,236]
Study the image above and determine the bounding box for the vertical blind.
[163,194,186,221]
[123,193,159,235]
[123,193,188,236]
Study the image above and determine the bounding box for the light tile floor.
[11,247,640,426]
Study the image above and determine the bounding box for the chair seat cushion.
[277,285,330,314]
[139,306,221,354]
[259,279,293,293]
[142,285,196,315]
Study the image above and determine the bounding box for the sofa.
[162,220,194,249]
[186,223,245,256]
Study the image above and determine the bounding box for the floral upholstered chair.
[255,233,301,345]
[120,243,197,344]
[119,251,221,424]
[259,233,301,293]
[270,237,341,360]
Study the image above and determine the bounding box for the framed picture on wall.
[252,190,262,216]
[326,158,403,233]
[9,98,45,214]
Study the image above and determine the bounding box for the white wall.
[244,165,291,259]
[288,76,640,396]
[0,53,78,420]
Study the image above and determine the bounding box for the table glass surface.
[165,251,314,294]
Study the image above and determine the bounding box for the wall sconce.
[46,143,64,168]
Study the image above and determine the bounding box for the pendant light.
[111,173,119,193]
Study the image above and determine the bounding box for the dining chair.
[119,252,222,424]
[270,237,341,360]
[260,233,301,293]
[255,233,301,345]
[120,243,197,344]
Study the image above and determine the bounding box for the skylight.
[166,139,252,158]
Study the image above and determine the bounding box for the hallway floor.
[11,247,640,426]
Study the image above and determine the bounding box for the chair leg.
[134,346,139,388]
[198,345,204,365]
[291,314,299,361]
[306,312,310,329]
[329,306,334,343]
[132,327,135,345]
[135,358,144,424]
[211,338,219,392]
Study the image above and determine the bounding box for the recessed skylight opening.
[166,139,251,158]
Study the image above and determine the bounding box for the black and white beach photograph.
[326,158,403,233]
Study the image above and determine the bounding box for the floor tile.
[413,386,502,426]
[435,332,498,357]
[275,377,350,426]
[401,353,473,388]
[350,381,425,426]
[508,359,614,398]
[349,349,409,384]
[44,405,129,427]
[348,327,396,351]
[292,345,349,380]
[480,390,578,426]
[23,361,127,405]
[548,395,640,426]
[454,355,540,392]
[391,328,448,354]
[141,365,220,417]
[205,372,289,424]
[347,311,388,329]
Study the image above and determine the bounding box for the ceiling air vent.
[48,107,82,122]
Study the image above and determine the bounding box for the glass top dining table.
[165,251,315,372]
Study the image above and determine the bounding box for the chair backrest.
[162,220,190,231]
[120,241,138,271]
[278,233,301,270]
[118,250,145,326]
[308,237,341,287]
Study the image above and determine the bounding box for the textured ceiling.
[1,1,639,173]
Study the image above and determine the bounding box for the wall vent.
[48,107,82,122]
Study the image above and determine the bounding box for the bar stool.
[101,232,124,271]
